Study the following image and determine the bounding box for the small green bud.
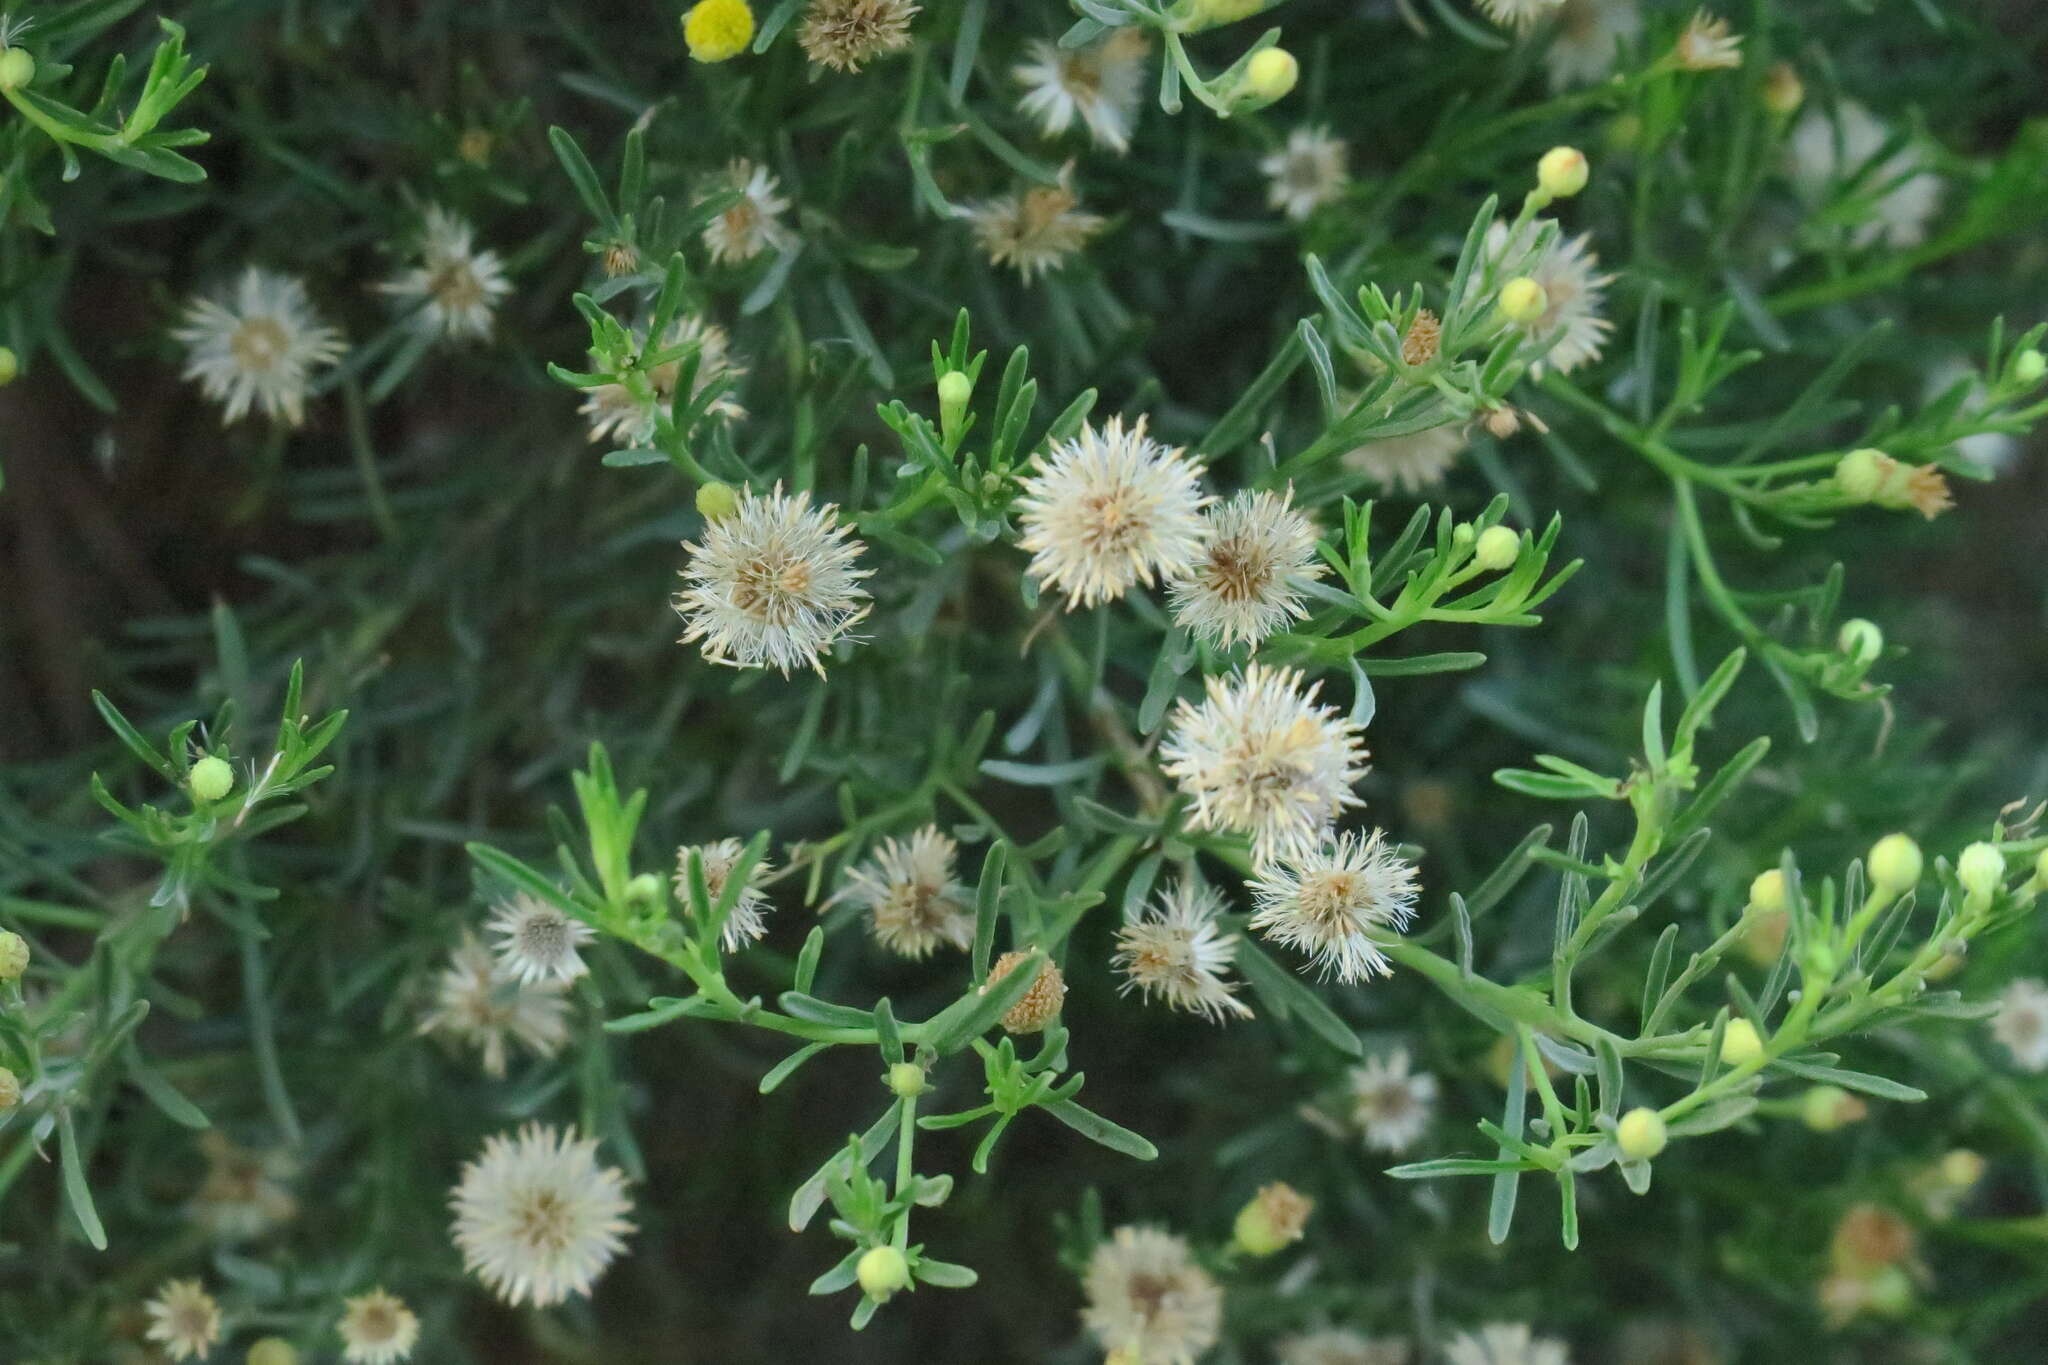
[1230,47,1298,110]
[1720,1017,1764,1066]
[188,755,235,803]
[1761,62,1805,117]
[1957,842,2005,901]
[1616,1107,1668,1161]
[1800,1084,1867,1132]
[0,1066,18,1111]
[0,930,27,981]
[1836,618,1883,666]
[1473,525,1520,572]
[625,872,664,907]
[886,1061,927,1098]
[1748,868,1790,914]
[1834,448,1887,502]
[1498,277,1547,324]
[246,1339,299,1365]
[856,1244,911,1299]
[0,47,33,93]
[2014,348,2046,386]
[1868,833,1923,895]
[1230,1181,1312,1256]
[1176,0,1274,29]
[0,347,17,386]
[1938,1148,1984,1189]
[937,369,972,445]
[696,481,741,523]
[1536,145,1589,199]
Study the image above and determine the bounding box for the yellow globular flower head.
[0,46,32,93]
[1616,1107,1668,1160]
[1498,276,1548,324]
[1237,47,1298,109]
[1800,1084,1867,1132]
[886,1061,927,1097]
[1957,842,2005,902]
[1867,833,1923,895]
[1473,525,1520,572]
[1537,145,1589,199]
[189,755,235,802]
[857,1245,911,1299]
[1748,868,1789,914]
[684,0,755,62]
[1720,1017,1764,1066]
[696,480,741,522]
[2015,348,2047,386]
[0,930,27,981]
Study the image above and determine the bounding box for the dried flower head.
[187,1130,298,1243]
[967,178,1107,281]
[1167,487,1323,649]
[1993,978,2048,1071]
[1261,126,1350,220]
[798,0,917,73]
[1787,100,1942,250]
[1400,309,1443,366]
[1486,219,1613,374]
[1250,830,1420,983]
[1477,0,1566,32]
[1347,1047,1437,1153]
[984,949,1068,1033]
[1341,421,1469,492]
[675,838,776,950]
[702,159,794,265]
[144,1279,222,1362]
[1160,664,1369,867]
[174,266,346,427]
[449,1123,634,1307]
[1830,1202,1915,1275]
[1014,32,1149,154]
[338,1288,420,1365]
[1444,1322,1570,1365]
[580,316,747,446]
[1671,10,1741,71]
[486,894,596,985]
[1015,415,1211,608]
[1544,0,1641,90]
[838,826,975,958]
[1277,1328,1413,1365]
[1081,1225,1223,1364]
[674,482,872,675]
[418,932,571,1078]
[377,206,511,342]
[1233,1180,1313,1254]
[1114,879,1252,1023]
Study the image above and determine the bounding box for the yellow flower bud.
[1473,525,1520,572]
[1868,833,1923,895]
[856,1244,911,1299]
[188,755,235,803]
[1939,1148,1985,1189]
[683,0,755,63]
[1957,842,2005,901]
[1536,146,1589,199]
[886,1061,927,1098]
[1498,276,1548,324]
[1799,1084,1867,1132]
[1616,1107,1667,1160]
[1737,907,1788,967]
[696,481,741,522]
[938,369,972,444]
[0,47,33,93]
[1239,47,1299,107]
[0,930,26,981]
[246,1339,299,1365]
[1231,1181,1312,1256]
[1748,868,1789,914]
[2015,348,2047,386]
[1761,62,1804,117]
[1835,448,1886,500]
[1720,1017,1764,1066]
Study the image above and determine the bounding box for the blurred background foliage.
[2,0,2047,1361]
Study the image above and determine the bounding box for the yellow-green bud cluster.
[189,755,235,803]
[0,930,26,981]
[856,1244,911,1299]
[1616,1107,1668,1160]
[1867,833,1923,895]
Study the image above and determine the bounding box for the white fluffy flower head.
[1250,829,1419,983]
[1160,664,1369,867]
[1261,126,1350,220]
[486,894,596,985]
[1487,219,1613,375]
[1016,414,1211,609]
[1478,0,1566,32]
[144,1279,222,1362]
[702,159,795,265]
[338,1287,420,1365]
[1787,99,1942,250]
[1081,1225,1224,1364]
[1114,879,1251,1023]
[174,266,346,427]
[838,825,975,958]
[1993,978,2048,1072]
[1168,486,1324,648]
[1341,420,1469,493]
[967,178,1106,281]
[1014,31,1149,154]
[378,205,511,341]
[1444,1322,1571,1365]
[674,482,872,676]
[1348,1047,1437,1153]
[418,932,570,1078]
[580,316,747,446]
[676,837,776,951]
[449,1123,634,1307]
[1544,0,1641,90]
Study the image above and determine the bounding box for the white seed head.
[1015,414,1211,608]
[1347,1047,1438,1153]
[837,826,975,958]
[702,159,795,265]
[1260,126,1350,220]
[144,1280,223,1362]
[1167,487,1324,649]
[449,1123,634,1307]
[1250,830,1419,983]
[1081,1225,1224,1364]
[174,266,346,427]
[485,894,596,985]
[676,838,776,950]
[1013,32,1148,154]
[674,482,872,676]
[338,1288,420,1365]
[377,206,511,341]
[1114,879,1252,1023]
[418,932,571,1078]
[1993,978,2048,1073]
[1486,219,1614,375]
